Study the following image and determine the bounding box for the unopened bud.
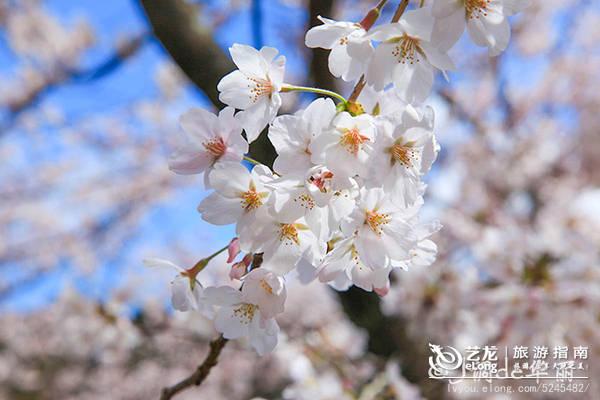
[227,237,241,263]
[229,254,253,280]
[374,283,390,297]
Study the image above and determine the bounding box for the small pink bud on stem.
[226,238,241,263]
[374,282,390,297]
[229,254,253,280]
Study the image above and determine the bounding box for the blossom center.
[249,77,274,103]
[260,279,274,294]
[294,193,315,210]
[463,0,491,19]
[279,223,300,245]
[203,137,226,158]
[241,183,265,211]
[365,210,391,235]
[308,170,334,193]
[390,141,418,168]
[391,34,423,64]
[350,245,363,267]
[233,303,257,324]
[339,128,370,155]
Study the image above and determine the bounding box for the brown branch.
[0,34,148,137]
[391,0,410,22]
[139,0,234,108]
[159,335,228,400]
[347,0,400,103]
[348,75,366,103]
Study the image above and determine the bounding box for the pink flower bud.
[227,237,241,263]
[229,254,253,280]
[229,261,247,280]
[374,283,390,297]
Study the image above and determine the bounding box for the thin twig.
[392,0,410,22]
[348,75,367,103]
[159,335,228,400]
[347,0,409,103]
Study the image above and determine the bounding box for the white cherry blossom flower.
[143,258,213,317]
[341,188,420,268]
[217,44,286,143]
[241,268,286,319]
[305,165,359,236]
[168,107,248,183]
[366,7,454,103]
[369,114,439,207]
[252,210,325,276]
[318,236,393,293]
[268,97,336,175]
[269,165,356,241]
[305,17,373,82]
[309,112,376,179]
[205,285,280,355]
[391,236,439,271]
[197,162,273,252]
[432,0,530,55]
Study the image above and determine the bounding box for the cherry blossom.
[252,211,325,276]
[268,97,337,175]
[205,276,284,355]
[366,8,454,102]
[318,235,393,292]
[269,166,356,241]
[143,258,213,317]
[341,188,423,268]
[369,113,439,207]
[217,44,286,143]
[305,17,373,82]
[309,112,376,179]
[168,107,248,183]
[432,0,530,55]
[240,268,287,319]
[197,162,274,251]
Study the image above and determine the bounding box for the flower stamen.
[248,77,274,102]
[203,137,226,158]
[464,0,491,19]
[260,279,274,295]
[365,210,391,235]
[233,303,257,324]
[389,140,419,168]
[241,182,265,211]
[339,128,370,155]
[280,223,300,245]
[390,34,423,65]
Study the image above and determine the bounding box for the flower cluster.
[150,1,525,355]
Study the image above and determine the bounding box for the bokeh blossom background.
[2,0,600,399]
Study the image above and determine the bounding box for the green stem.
[186,244,229,284]
[206,244,229,262]
[281,84,347,103]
